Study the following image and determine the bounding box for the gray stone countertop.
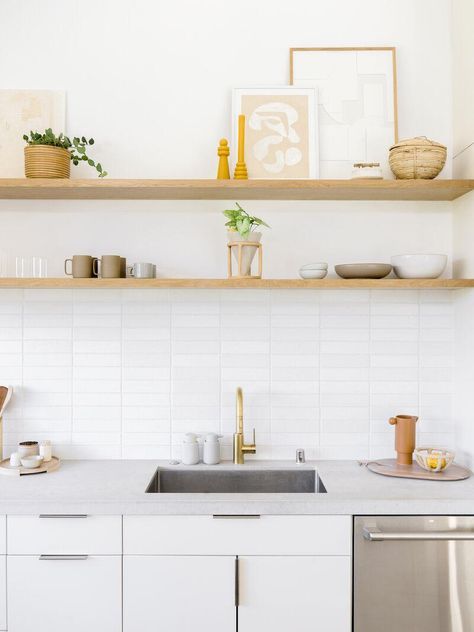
[0,459,473,515]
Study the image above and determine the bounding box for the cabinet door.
[124,556,236,632]
[8,555,121,632]
[238,556,351,632]
[0,557,5,631]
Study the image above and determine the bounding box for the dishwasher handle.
[364,527,474,541]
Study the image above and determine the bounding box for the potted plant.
[23,128,108,179]
[223,203,270,277]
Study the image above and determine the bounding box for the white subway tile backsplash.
[0,289,456,460]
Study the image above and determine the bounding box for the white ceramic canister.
[39,440,52,462]
[9,452,21,467]
[182,433,200,465]
[18,441,39,458]
[203,433,222,465]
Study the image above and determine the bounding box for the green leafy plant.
[223,202,270,238]
[23,128,108,178]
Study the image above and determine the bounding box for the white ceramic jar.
[203,433,222,465]
[39,440,52,462]
[181,433,200,465]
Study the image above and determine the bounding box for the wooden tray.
[367,458,471,481]
[0,456,60,477]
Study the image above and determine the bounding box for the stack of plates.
[299,263,328,279]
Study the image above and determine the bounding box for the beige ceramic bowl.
[335,263,392,279]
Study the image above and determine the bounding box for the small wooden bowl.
[414,447,454,472]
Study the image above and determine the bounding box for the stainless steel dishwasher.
[354,516,474,632]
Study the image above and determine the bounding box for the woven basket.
[24,145,71,179]
[389,136,447,180]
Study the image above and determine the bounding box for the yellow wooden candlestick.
[217,138,230,179]
[233,114,248,180]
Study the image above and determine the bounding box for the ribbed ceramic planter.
[24,145,71,179]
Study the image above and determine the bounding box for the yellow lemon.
[427,456,446,470]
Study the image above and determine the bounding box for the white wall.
[453,0,474,176]
[0,0,453,179]
[452,0,474,466]
[0,0,459,460]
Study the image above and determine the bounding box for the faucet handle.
[252,428,256,446]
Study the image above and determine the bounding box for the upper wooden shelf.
[0,278,473,289]
[0,178,473,201]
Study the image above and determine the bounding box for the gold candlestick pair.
[216,114,248,180]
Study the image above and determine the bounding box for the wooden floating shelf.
[0,178,473,201]
[0,278,473,289]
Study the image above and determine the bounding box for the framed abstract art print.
[232,87,319,179]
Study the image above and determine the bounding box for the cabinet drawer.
[0,517,5,555]
[7,515,122,554]
[124,515,351,555]
[8,555,121,632]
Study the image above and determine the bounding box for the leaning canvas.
[291,48,398,179]
[0,90,66,177]
[232,88,319,179]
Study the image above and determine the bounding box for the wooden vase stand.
[227,241,262,279]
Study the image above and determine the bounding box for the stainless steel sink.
[145,467,326,494]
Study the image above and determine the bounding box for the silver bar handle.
[39,555,88,560]
[235,557,239,607]
[212,515,261,520]
[364,527,474,541]
[39,514,88,519]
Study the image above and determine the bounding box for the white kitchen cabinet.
[0,556,5,631]
[123,555,236,632]
[123,515,352,632]
[8,555,121,632]
[238,555,351,632]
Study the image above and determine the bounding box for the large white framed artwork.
[232,88,319,179]
[0,90,66,177]
[290,47,398,179]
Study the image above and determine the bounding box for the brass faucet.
[233,387,256,464]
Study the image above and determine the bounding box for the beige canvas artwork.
[0,90,66,177]
[233,88,318,179]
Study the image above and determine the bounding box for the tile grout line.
[317,290,321,460]
[70,290,74,450]
[168,290,173,460]
[120,290,124,459]
[269,290,272,459]
[368,290,372,460]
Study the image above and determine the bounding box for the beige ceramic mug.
[64,255,94,278]
[93,255,122,278]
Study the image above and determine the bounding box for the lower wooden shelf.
[0,278,473,289]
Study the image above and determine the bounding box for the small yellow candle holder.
[227,241,262,279]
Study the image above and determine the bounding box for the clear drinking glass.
[15,257,33,278]
[0,252,8,278]
[32,257,48,278]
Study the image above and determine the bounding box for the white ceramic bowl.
[391,254,447,279]
[299,262,328,271]
[20,455,44,469]
[299,269,328,279]
[414,447,454,473]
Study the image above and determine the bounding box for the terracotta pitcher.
[389,414,418,465]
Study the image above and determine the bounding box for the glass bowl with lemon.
[414,448,454,473]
